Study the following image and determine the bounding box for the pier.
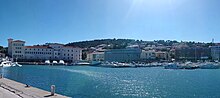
[0,78,69,98]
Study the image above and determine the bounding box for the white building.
[140,50,156,60]
[24,46,54,61]
[87,52,104,61]
[8,38,25,59]
[8,39,82,62]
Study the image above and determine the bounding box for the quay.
[0,78,69,98]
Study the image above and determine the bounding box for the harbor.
[0,77,68,98]
[1,65,220,98]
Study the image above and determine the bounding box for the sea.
[1,65,220,98]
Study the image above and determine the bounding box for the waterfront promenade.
[0,78,68,98]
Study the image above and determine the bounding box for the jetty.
[0,78,69,98]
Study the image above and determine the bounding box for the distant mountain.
[65,39,212,49]
[65,39,136,49]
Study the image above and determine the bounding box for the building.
[174,47,211,60]
[8,39,82,62]
[211,46,220,60]
[87,52,105,61]
[104,48,141,62]
[0,53,5,58]
[155,51,169,60]
[24,46,54,61]
[8,38,25,60]
[140,50,156,60]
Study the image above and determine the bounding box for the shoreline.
[0,78,69,98]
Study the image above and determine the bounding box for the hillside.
[65,39,136,49]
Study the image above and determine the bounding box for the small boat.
[75,62,90,65]
[52,61,58,65]
[14,62,22,67]
[164,63,182,69]
[59,60,66,65]
[1,61,12,67]
[45,60,51,65]
[199,62,220,69]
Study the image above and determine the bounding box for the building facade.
[211,46,220,60]
[155,51,169,60]
[8,38,25,60]
[174,47,211,60]
[8,39,82,62]
[87,52,105,61]
[104,49,141,62]
[140,50,156,60]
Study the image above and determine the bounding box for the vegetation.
[66,39,214,49]
[66,39,135,49]
[0,46,7,54]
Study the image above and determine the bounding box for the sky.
[1,0,220,46]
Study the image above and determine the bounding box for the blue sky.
[1,0,220,46]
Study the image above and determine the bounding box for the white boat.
[14,62,22,67]
[45,60,50,64]
[52,61,58,64]
[164,63,182,69]
[199,62,220,69]
[59,60,65,65]
[76,62,90,65]
[1,61,12,67]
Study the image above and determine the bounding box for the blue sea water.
[1,65,220,98]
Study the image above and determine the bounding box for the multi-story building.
[210,46,220,60]
[140,50,156,60]
[8,38,25,60]
[174,47,211,60]
[155,51,170,60]
[24,46,54,61]
[104,48,141,62]
[8,39,82,62]
[87,51,105,61]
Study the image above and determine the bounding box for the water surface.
[1,65,220,98]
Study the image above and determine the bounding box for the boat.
[14,62,22,67]
[1,61,12,67]
[45,60,50,65]
[52,61,58,65]
[58,60,66,65]
[164,63,182,69]
[75,62,90,65]
[180,62,199,69]
[199,62,220,69]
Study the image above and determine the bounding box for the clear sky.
[1,0,220,46]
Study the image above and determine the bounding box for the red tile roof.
[13,40,25,42]
[25,46,52,49]
[64,46,81,49]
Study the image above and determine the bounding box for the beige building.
[140,50,156,60]
[155,51,169,60]
[87,52,104,61]
[8,39,82,62]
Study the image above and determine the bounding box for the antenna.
[212,38,214,43]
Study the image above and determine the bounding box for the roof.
[47,43,64,45]
[13,40,25,42]
[25,46,52,49]
[63,46,82,49]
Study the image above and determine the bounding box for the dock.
[0,78,69,98]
